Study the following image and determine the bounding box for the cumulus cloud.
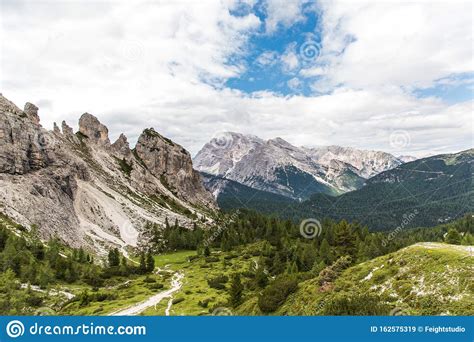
[316,0,474,89]
[0,0,472,158]
[262,0,306,34]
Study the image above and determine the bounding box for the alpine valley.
[0,94,472,317]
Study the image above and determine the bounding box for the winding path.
[109,271,184,316]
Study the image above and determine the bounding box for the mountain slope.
[194,132,404,200]
[0,94,215,255]
[288,149,473,230]
[276,243,474,316]
[237,243,474,316]
[200,172,295,211]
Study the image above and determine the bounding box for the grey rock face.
[135,128,215,208]
[24,102,40,125]
[0,96,55,174]
[111,133,131,156]
[0,94,215,255]
[78,113,110,146]
[194,132,408,199]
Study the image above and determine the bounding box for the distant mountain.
[200,172,295,212]
[194,132,406,201]
[302,145,404,178]
[283,149,473,230]
[397,155,418,163]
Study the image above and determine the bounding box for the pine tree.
[107,248,120,267]
[319,238,331,264]
[445,228,462,245]
[228,273,243,308]
[138,253,147,274]
[145,252,155,273]
[254,258,268,288]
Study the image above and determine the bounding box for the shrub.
[172,297,185,305]
[207,275,229,290]
[258,275,298,313]
[143,276,156,283]
[322,293,390,315]
[148,283,164,290]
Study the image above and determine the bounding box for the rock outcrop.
[78,113,110,146]
[0,95,55,174]
[0,94,216,255]
[111,133,131,157]
[135,128,215,207]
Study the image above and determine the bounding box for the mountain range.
[194,132,408,201]
[0,94,214,256]
[194,132,473,231]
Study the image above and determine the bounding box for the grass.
[276,243,474,315]
[141,247,261,316]
[33,242,474,316]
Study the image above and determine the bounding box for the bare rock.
[135,128,215,208]
[112,133,131,156]
[78,113,110,146]
[24,102,40,125]
[53,122,61,134]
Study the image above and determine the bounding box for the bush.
[205,257,220,263]
[319,256,352,286]
[148,283,164,290]
[207,275,229,290]
[143,276,156,283]
[172,297,185,305]
[258,276,298,313]
[322,293,390,315]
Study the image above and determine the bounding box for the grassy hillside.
[271,243,473,316]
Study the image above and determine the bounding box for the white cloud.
[317,0,474,89]
[281,43,300,72]
[263,0,306,34]
[0,0,471,159]
[255,50,278,67]
[287,77,302,91]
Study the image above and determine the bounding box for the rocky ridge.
[0,93,215,255]
[193,132,407,200]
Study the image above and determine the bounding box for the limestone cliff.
[0,94,216,255]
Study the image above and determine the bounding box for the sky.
[0,0,472,157]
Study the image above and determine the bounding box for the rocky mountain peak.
[0,94,216,255]
[78,113,110,146]
[135,128,215,207]
[111,133,131,156]
[24,102,40,125]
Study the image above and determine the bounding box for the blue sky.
[1,0,472,157]
[224,1,473,104]
[226,0,321,96]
